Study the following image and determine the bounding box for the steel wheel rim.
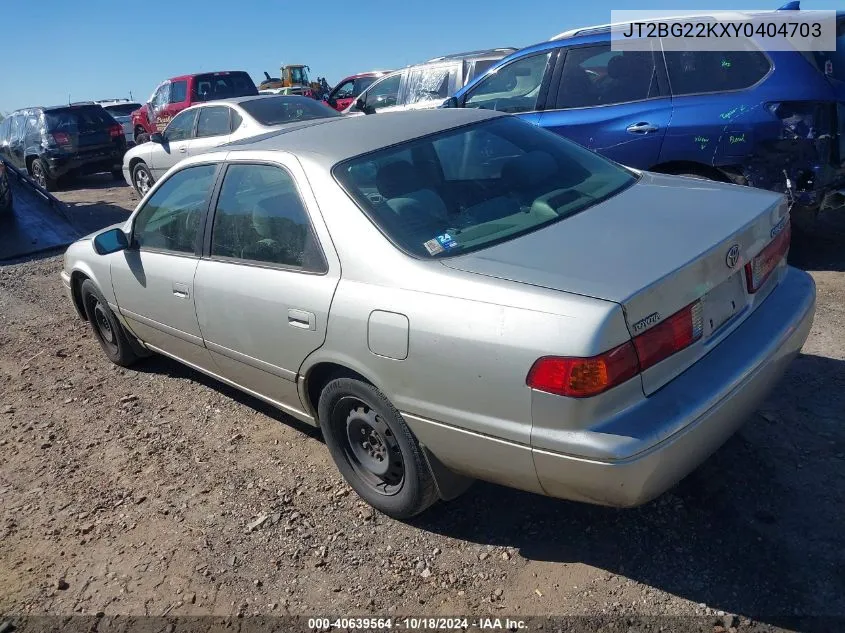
[90,298,118,354]
[333,396,405,496]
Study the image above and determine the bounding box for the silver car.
[96,100,142,146]
[122,95,339,197]
[61,109,815,519]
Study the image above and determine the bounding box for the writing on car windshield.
[334,117,637,258]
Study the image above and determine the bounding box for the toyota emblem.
[726,244,740,268]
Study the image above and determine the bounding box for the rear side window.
[556,46,659,109]
[211,164,326,272]
[664,44,771,95]
[10,115,25,141]
[196,106,232,138]
[170,80,188,103]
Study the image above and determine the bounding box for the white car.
[96,99,142,146]
[122,95,339,196]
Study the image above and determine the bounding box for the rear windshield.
[334,117,636,258]
[194,72,258,102]
[44,106,116,132]
[240,96,340,126]
[103,103,141,117]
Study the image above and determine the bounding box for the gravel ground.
[0,175,843,632]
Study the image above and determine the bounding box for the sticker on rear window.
[423,239,444,255]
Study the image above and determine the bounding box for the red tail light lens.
[109,124,123,139]
[633,301,703,372]
[526,342,640,398]
[527,300,703,398]
[745,220,791,293]
[51,132,71,147]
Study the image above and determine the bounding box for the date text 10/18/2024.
[308,617,529,630]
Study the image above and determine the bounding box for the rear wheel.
[29,158,57,191]
[318,377,439,519]
[80,279,140,367]
[132,162,153,197]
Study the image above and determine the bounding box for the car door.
[7,114,27,170]
[110,163,219,370]
[538,41,671,168]
[187,106,233,157]
[149,108,198,180]
[460,50,557,127]
[193,159,340,416]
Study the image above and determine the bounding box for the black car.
[0,103,127,191]
[0,160,12,216]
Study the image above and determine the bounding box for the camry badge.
[726,244,740,268]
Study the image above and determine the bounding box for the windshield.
[334,117,636,258]
[289,66,310,85]
[194,72,258,102]
[240,96,340,126]
[103,103,141,117]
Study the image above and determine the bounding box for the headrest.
[376,160,424,199]
[501,151,558,189]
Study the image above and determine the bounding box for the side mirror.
[93,228,129,255]
[150,132,164,144]
[441,96,459,109]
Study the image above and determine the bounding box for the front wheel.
[132,162,153,197]
[318,377,439,519]
[80,279,140,367]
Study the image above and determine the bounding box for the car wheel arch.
[70,271,91,321]
[302,360,377,420]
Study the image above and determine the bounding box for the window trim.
[202,160,329,275]
[129,161,223,258]
[547,41,669,113]
[659,37,774,99]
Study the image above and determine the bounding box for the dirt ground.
[0,174,843,633]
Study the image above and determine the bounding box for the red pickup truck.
[131,71,257,143]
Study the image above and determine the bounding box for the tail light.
[527,300,703,398]
[51,132,71,148]
[109,124,123,139]
[745,220,791,293]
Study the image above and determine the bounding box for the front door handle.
[288,309,316,331]
[626,122,659,134]
[172,282,190,299]
[178,145,188,153]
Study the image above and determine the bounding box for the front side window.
[133,164,217,253]
[333,80,355,99]
[362,73,402,111]
[163,109,198,142]
[464,52,552,114]
[10,114,26,141]
[211,164,326,271]
[196,106,231,138]
[663,42,770,95]
[170,80,188,103]
[152,83,169,111]
[335,116,636,258]
[556,45,659,109]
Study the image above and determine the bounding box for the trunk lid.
[441,171,789,394]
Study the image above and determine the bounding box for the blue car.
[447,6,845,229]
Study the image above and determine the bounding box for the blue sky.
[0,0,840,114]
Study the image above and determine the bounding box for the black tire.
[135,132,151,145]
[29,158,57,191]
[318,377,438,519]
[80,279,140,367]
[131,162,153,197]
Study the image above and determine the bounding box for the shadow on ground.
[789,229,844,273]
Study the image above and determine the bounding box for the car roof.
[222,108,505,166]
[168,70,252,82]
[341,71,392,81]
[426,47,517,62]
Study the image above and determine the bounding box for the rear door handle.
[288,309,316,330]
[626,122,659,134]
[172,282,190,299]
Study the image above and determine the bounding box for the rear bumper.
[45,150,124,179]
[532,266,816,507]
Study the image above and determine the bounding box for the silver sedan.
[63,109,815,519]
[121,95,340,197]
